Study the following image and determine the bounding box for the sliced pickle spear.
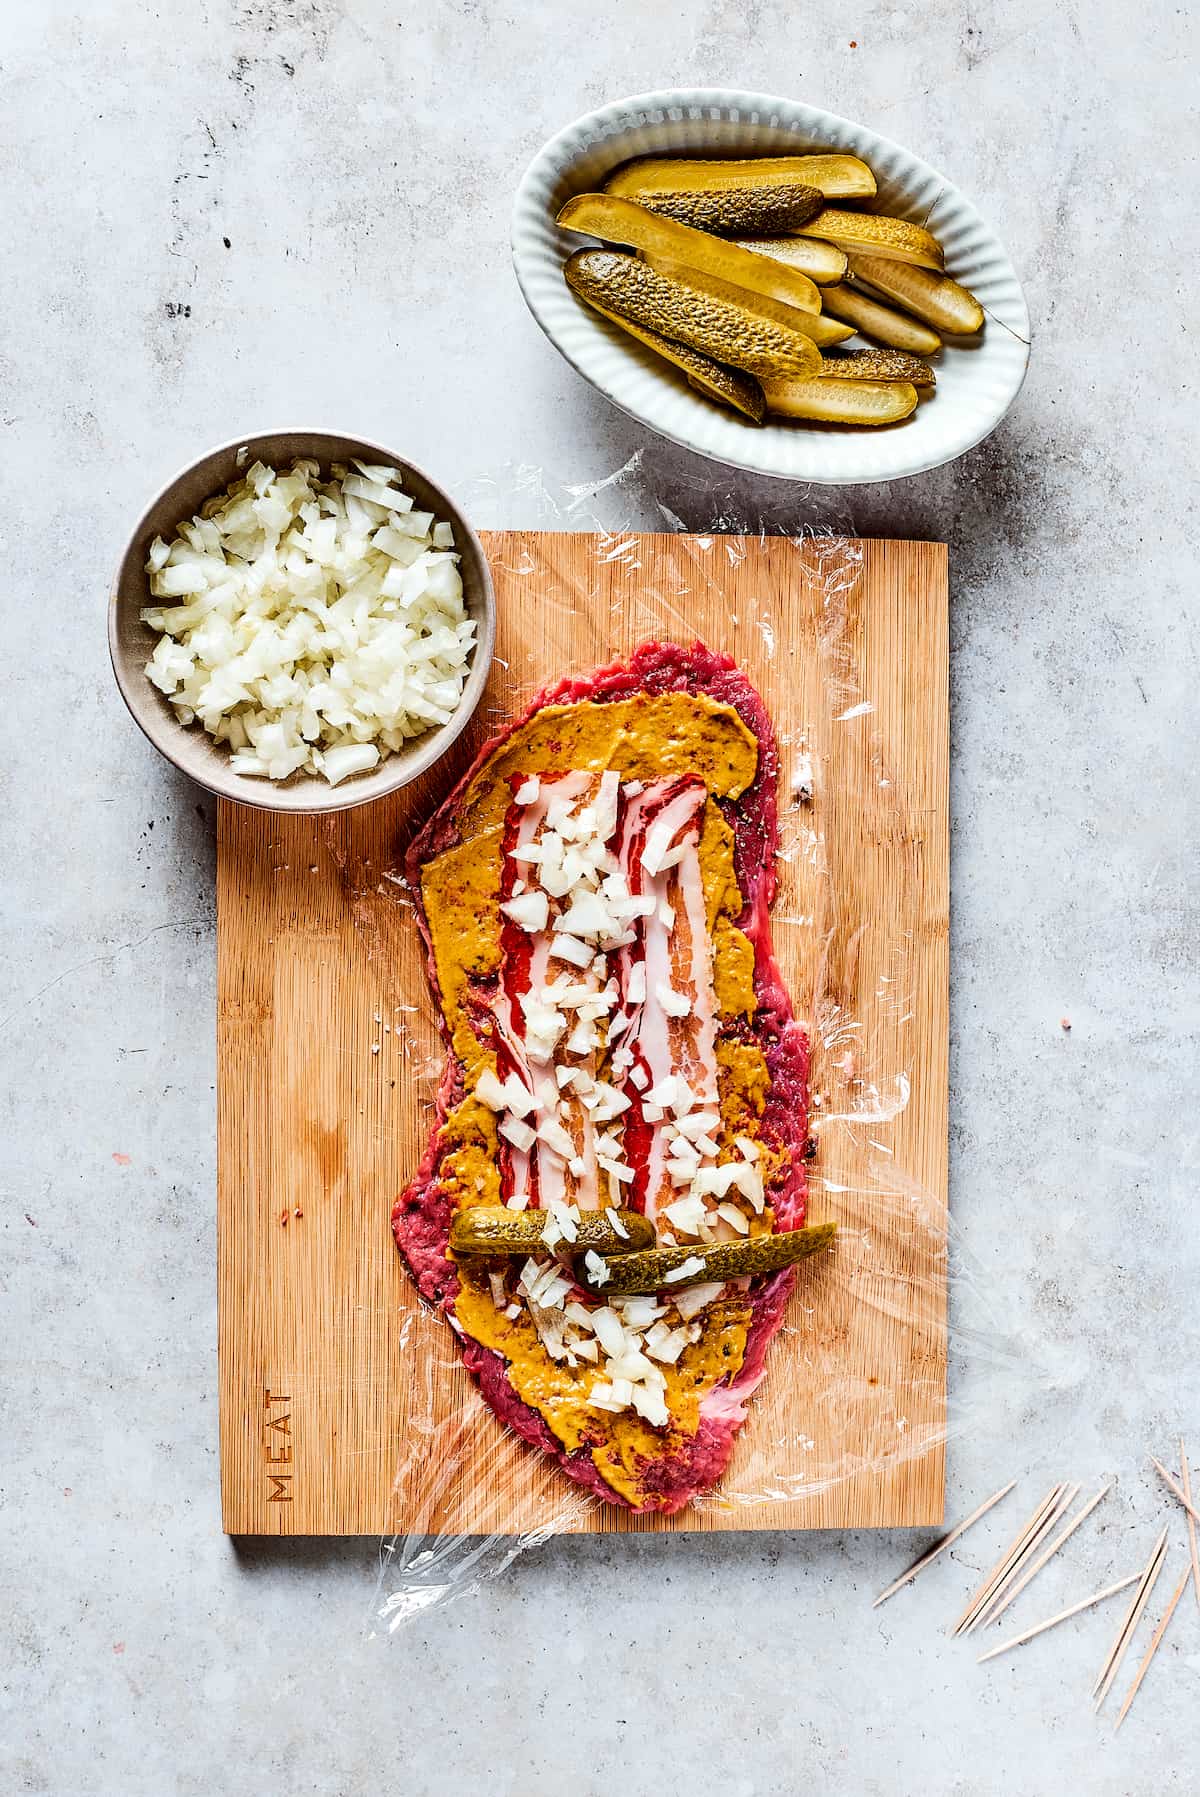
[575,294,766,421]
[578,1222,838,1295]
[821,348,935,388]
[643,255,854,345]
[734,235,849,284]
[819,283,943,354]
[761,376,919,426]
[849,254,985,335]
[796,209,944,269]
[564,250,822,380]
[557,192,823,315]
[606,154,877,202]
[451,1204,655,1257]
[629,182,825,236]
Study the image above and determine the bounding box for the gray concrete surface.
[3,2,1198,1793]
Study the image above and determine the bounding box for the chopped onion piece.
[548,933,593,969]
[537,1118,576,1159]
[473,1068,507,1111]
[501,890,550,934]
[663,1255,707,1284]
[592,1308,626,1357]
[499,1075,538,1118]
[499,1116,536,1153]
[583,1249,610,1288]
[672,1281,725,1321]
[319,743,380,786]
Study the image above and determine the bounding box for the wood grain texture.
[217,532,948,1536]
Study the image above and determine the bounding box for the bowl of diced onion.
[109,430,496,812]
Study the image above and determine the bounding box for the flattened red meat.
[392,642,809,1513]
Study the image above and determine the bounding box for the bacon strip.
[493,771,607,1213]
[612,777,722,1229]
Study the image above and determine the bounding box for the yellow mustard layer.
[422,691,774,1503]
[454,1268,752,1507]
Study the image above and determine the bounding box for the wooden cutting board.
[217,532,948,1536]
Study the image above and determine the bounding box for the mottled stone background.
[3,2,1198,1793]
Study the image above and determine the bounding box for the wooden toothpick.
[1093,1528,1168,1710]
[1150,1456,1200,1527]
[976,1572,1140,1664]
[1114,1565,1191,1731]
[975,1482,1081,1631]
[969,1482,1080,1631]
[953,1484,1068,1636]
[979,1483,1112,1630]
[873,1480,1017,1608]
[955,1484,1069,1635]
[1178,1440,1200,1609]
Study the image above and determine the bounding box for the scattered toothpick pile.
[874,1436,1199,1732]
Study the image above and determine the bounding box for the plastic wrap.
[367,457,1033,1636]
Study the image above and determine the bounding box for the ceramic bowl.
[109,429,495,813]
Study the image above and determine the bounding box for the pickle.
[628,183,825,237]
[575,296,766,421]
[579,1222,838,1295]
[606,154,877,203]
[451,1204,655,1258]
[564,250,822,380]
[849,254,985,335]
[684,366,766,422]
[796,209,944,269]
[821,348,935,388]
[643,257,853,345]
[558,192,823,316]
[734,236,849,285]
[819,283,942,354]
[761,376,919,426]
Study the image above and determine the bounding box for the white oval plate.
[512,88,1031,484]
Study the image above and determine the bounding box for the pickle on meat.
[564,250,822,380]
[849,254,985,335]
[819,283,942,354]
[578,1222,838,1295]
[762,376,919,426]
[734,235,848,285]
[606,154,877,203]
[796,208,944,269]
[575,295,766,421]
[626,182,825,237]
[821,348,935,389]
[558,192,823,315]
[451,1204,655,1258]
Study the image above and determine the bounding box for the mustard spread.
[422,691,775,1503]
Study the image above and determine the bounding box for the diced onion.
[663,1255,707,1283]
[142,458,475,785]
[671,1281,725,1321]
